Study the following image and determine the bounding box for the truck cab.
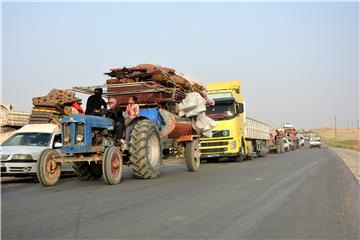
[200,81,246,162]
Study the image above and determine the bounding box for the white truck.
[309,136,322,148]
[0,124,70,182]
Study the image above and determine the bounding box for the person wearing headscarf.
[85,88,107,116]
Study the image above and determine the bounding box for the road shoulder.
[330,147,359,183]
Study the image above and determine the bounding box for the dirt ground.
[315,128,359,151]
[315,128,359,140]
[331,147,360,183]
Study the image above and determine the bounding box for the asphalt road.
[1,145,359,239]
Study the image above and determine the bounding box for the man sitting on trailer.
[105,98,125,145]
[85,88,107,116]
[125,96,140,148]
[125,96,140,124]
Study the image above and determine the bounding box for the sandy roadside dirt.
[331,147,360,183]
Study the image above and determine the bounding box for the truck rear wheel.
[37,149,61,186]
[276,145,281,154]
[279,138,285,153]
[256,142,267,157]
[129,119,162,179]
[103,146,123,185]
[72,162,102,181]
[185,140,200,171]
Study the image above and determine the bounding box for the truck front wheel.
[185,140,200,171]
[37,149,61,186]
[103,146,123,185]
[129,119,162,179]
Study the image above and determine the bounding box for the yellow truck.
[200,81,270,162]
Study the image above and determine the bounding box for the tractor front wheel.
[37,149,61,186]
[103,146,123,185]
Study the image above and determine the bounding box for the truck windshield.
[1,133,51,147]
[206,102,235,120]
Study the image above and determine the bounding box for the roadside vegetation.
[314,128,359,151]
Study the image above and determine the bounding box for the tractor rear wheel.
[256,142,267,157]
[129,119,162,179]
[279,138,285,153]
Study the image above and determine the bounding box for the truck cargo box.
[245,117,270,140]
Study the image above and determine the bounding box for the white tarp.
[179,92,216,137]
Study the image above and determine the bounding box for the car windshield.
[1,133,51,147]
[206,101,235,120]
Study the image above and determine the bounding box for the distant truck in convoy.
[268,128,285,153]
[309,136,321,148]
[283,123,299,149]
[200,81,270,162]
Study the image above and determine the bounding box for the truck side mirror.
[238,103,244,114]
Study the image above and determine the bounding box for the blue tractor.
[37,107,200,186]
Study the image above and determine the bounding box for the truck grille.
[63,123,72,145]
[212,130,230,138]
[200,141,228,147]
[201,147,227,153]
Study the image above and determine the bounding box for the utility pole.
[334,115,337,139]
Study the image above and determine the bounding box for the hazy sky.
[1,2,359,129]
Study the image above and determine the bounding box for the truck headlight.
[12,154,33,160]
[229,140,237,150]
[76,134,84,142]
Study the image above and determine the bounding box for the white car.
[309,136,321,148]
[0,124,70,181]
[283,138,290,152]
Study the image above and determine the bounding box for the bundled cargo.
[105,64,208,99]
[72,64,216,137]
[30,89,83,125]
